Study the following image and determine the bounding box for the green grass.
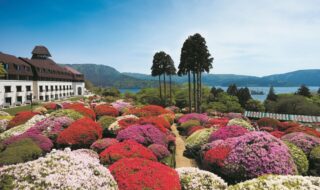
[64,96,85,101]
[2,105,40,115]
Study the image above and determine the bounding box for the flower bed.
[208,125,248,142]
[178,113,209,124]
[94,104,119,118]
[125,105,170,117]
[227,118,255,131]
[50,109,84,120]
[109,158,181,190]
[7,111,38,129]
[281,132,320,156]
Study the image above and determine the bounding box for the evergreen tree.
[166,54,176,105]
[296,85,311,97]
[237,87,252,107]
[266,86,277,101]
[227,84,238,96]
[318,88,320,95]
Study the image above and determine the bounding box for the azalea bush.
[99,140,157,165]
[257,117,282,130]
[0,148,118,189]
[178,113,209,124]
[94,104,119,118]
[177,119,201,132]
[90,138,119,153]
[227,118,255,131]
[148,144,171,160]
[206,117,229,128]
[97,116,117,136]
[107,115,139,135]
[310,146,320,176]
[185,128,215,158]
[284,141,309,175]
[116,124,168,147]
[57,118,102,148]
[43,102,58,110]
[125,105,171,117]
[109,158,181,190]
[139,116,170,133]
[111,100,132,113]
[208,125,248,142]
[281,132,320,156]
[7,111,38,129]
[50,109,83,120]
[186,126,204,136]
[176,167,227,190]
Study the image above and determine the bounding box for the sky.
[0,0,320,76]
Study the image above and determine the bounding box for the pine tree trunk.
[169,74,172,104]
[159,75,162,100]
[196,70,200,113]
[193,71,197,113]
[188,71,192,113]
[199,71,202,113]
[163,73,166,105]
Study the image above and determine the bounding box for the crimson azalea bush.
[109,158,181,190]
[270,130,286,138]
[125,105,170,117]
[203,132,297,182]
[283,125,320,138]
[281,132,320,156]
[64,104,96,120]
[99,140,157,165]
[116,124,168,147]
[57,118,102,148]
[7,111,38,129]
[43,102,58,110]
[90,138,119,153]
[94,104,119,118]
[117,117,140,131]
[208,125,248,143]
[139,116,170,133]
[206,117,229,128]
[204,145,231,168]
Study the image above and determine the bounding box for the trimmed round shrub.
[227,118,255,131]
[94,104,119,118]
[125,105,170,117]
[310,146,320,176]
[7,111,38,129]
[109,158,181,190]
[205,132,297,182]
[228,175,320,190]
[281,132,320,156]
[206,117,229,128]
[111,100,132,113]
[0,148,118,189]
[98,116,117,136]
[116,124,168,146]
[0,138,42,166]
[57,118,102,148]
[107,115,139,135]
[43,102,58,110]
[178,113,209,124]
[186,126,204,136]
[148,144,170,160]
[284,141,309,175]
[139,116,171,133]
[176,167,227,190]
[99,140,156,165]
[257,117,282,130]
[208,125,248,142]
[178,119,201,132]
[270,130,285,138]
[90,138,119,153]
[186,128,215,150]
[50,109,83,120]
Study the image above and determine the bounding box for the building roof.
[32,46,51,57]
[64,66,82,75]
[0,52,33,76]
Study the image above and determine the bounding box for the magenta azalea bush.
[204,132,297,181]
[116,124,168,146]
[178,113,209,124]
[90,138,119,153]
[281,132,320,156]
[111,100,132,113]
[208,125,249,143]
[148,144,171,159]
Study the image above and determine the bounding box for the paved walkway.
[171,125,197,168]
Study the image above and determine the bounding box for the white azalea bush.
[0,115,46,140]
[108,114,139,134]
[228,175,320,190]
[0,148,118,190]
[176,167,227,190]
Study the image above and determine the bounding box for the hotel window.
[26,86,31,92]
[16,86,22,92]
[4,86,11,93]
[55,85,58,90]
[39,86,43,92]
[45,86,49,92]
[51,86,54,91]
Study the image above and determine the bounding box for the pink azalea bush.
[148,144,171,160]
[178,113,209,124]
[208,125,249,142]
[281,132,320,156]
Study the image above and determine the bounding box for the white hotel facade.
[0,46,85,107]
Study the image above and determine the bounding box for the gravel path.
[171,125,197,168]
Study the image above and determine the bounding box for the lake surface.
[119,86,319,101]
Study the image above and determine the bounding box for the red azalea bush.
[57,117,102,148]
[109,158,181,190]
[206,117,229,128]
[259,126,275,132]
[64,104,96,120]
[204,145,231,168]
[139,116,170,133]
[270,130,286,138]
[100,140,157,164]
[7,111,38,129]
[186,126,204,136]
[90,138,119,153]
[279,121,300,131]
[94,104,119,118]
[126,105,170,117]
[43,102,58,110]
[117,117,140,131]
[257,117,282,130]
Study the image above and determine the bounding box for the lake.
[119,86,319,101]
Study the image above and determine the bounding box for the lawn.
[2,104,40,115]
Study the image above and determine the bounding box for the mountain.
[62,64,156,88]
[63,64,320,88]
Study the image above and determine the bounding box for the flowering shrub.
[50,109,83,120]
[0,148,118,189]
[204,145,231,168]
[57,118,103,148]
[0,138,42,166]
[118,117,140,130]
[178,119,201,132]
[227,118,255,131]
[109,158,181,190]
[257,117,282,130]
[281,132,320,156]
[206,117,229,128]
[139,116,170,133]
[116,124,168,146]
[3,131,53,152]
[208,125,248,142]
[125,105,170,117]
[270,130,285,138]
[43,102,58,110]
[259,126,274,132]
[100,140,157,164]
[7,111,38,129]
[148,144,171,160]
[228,175,320,190]
[0,118,10,133]
[176,167,227,190]
[90,138,119,153]
[284,142,309,175]
[186,126,204,136]
[98,116,116,136]
[66,104,96,120]
[107,115,139,135]
[217,132,297,181]
[111,100,132,113]
[33,106,48,114]
[159,113,175,125]
[310,146,320,176]
[178,113,209,124]
[0,115,46,141]
[185,128,216,157]
[94,104,119,118]
[165,106,180,113]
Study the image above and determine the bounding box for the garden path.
[171,125,197,168]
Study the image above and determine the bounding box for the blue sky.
[0,0,319,76]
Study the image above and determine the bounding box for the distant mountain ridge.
[63,64,320,88]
